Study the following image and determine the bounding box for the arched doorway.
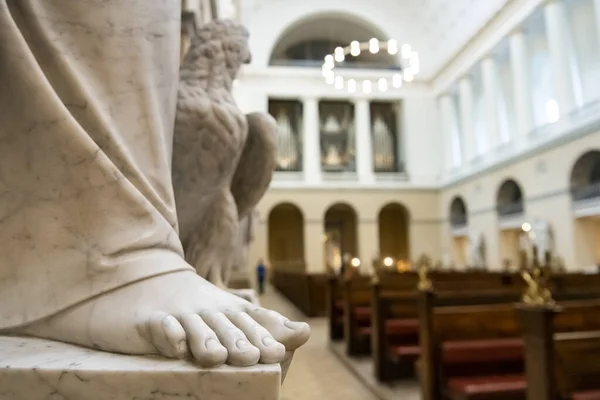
[324,203,358,273]
[450,196,468,268]
[377,202,410,268]
[570,150,600,269]
[570,150,600,202]
[496,179,526,269]
[268,203,305,272]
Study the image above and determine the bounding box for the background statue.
[0,4,308,369]
[172,21,278,292]
[532,220,553,264]
[468,232,485,268]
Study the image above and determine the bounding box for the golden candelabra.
[417,254,432,291]
[521,256,555,306]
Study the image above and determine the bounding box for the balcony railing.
[571,182,600,202]
[496,202,524,217]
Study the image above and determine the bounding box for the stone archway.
[570,150,600,201]
[324,203,358,272]
[268,203,305,272]
[449,196,468,268]
[570,150,600,269]
[377,202,410,264]
[496,179,524,217]
[496,178,525,269]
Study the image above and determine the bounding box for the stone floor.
[259,287,421,400]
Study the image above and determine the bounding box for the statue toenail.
[284,320,303,330]
[205,338,221,350]
[262,337,276,347]
[236,339,252,350]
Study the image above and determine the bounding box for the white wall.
[568,0,600,104]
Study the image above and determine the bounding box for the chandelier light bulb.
[378,77,388,92]
[324,54,334,69]
[347,78,357,93]
[387,39,398,55]
[350,40,361,57]
[404,68,414,82]
[325,74,335,85]
[392,73,403,88]
[369,38,379,54]
[334,75,344,90]
[362,80,372,93]
[401,43,412,59]
[334,46,345,62]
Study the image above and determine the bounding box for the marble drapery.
[0,0,190,329]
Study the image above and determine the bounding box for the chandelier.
[322,39,419,93]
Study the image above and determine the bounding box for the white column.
[439,94,455,172]
[544,0,578,115]
[302,97,321,183]
[481,56,500,150]
[595,0,600,52]
[458,76,476,164]
[509,29,534,145]
[354,98,375,183]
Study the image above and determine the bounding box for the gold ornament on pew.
[417,254,433,291]
[521,257,554,306]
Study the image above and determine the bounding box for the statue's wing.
[231,112,278,219]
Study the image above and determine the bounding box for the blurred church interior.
[183,0,600,399]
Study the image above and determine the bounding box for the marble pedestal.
[0,336,286,400]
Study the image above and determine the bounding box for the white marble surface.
[0,1,309,369]
[0,336,281,400]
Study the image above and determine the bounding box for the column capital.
[300,96,318,104]
[458,73,472,84]
[509,26,525,37]
[351,96,370,105]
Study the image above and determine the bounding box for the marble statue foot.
[229,288,261,305]
[12,268,310,368]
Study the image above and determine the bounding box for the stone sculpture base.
[0,336,289,400]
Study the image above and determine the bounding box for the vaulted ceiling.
[239,0,511,78]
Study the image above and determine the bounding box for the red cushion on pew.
[442,338,524,364]
[353,307,371,321]
[390,345,420,359]
[357,327,371,337]
[572,391,600,400]
[386,318,419,335]
[447,374,526,396]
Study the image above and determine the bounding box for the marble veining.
[0,336,281,400]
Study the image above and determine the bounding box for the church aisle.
[259,287,379,400]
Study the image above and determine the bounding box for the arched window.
[269,14,398,69]
[450,197,468,228]
[496,179,524,217]
[570,150,600,201]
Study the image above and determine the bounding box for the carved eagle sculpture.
[172,20,277,289]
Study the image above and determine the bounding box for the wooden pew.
[326,274,344,341]
[372,271,523,382]
[418,289,526,400]
[518,300,600,400]
[343,274,373,355]
[420,292,600,400]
